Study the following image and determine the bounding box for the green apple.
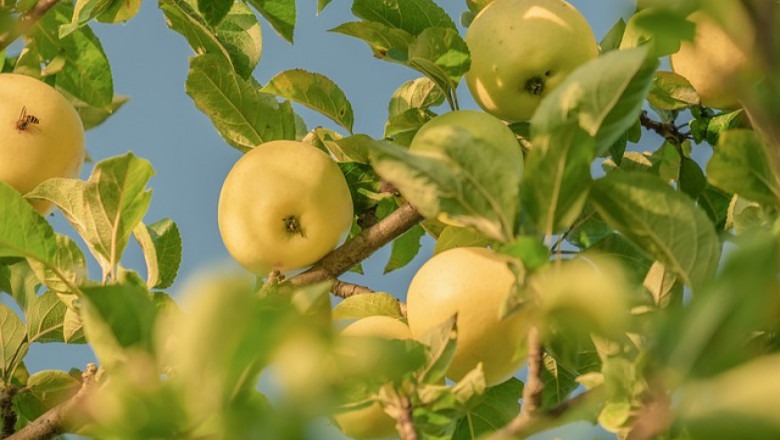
[0,73,85,214]
[464,0,599,122]
[218,140,354,274]
[406,247,531,386]
[333,316,412,440]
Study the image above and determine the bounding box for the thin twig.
[491,386,605,439]
[521,326,544,415]
[0,0,62,52]
[639,111,689,146]
[7,364,98,440]
[289,203,423,287]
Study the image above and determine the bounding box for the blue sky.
[28,1,638,438]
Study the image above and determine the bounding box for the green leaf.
[679,157,707,198]
[133,219,182,289]
[385,224,424,273]
[31,2,113,108]
[520,126,594,234]
[63,308,86,344]
[706,110,748,146]
[707,129,780,207]
[26,291,68,344]
[370,126,520,241]
[434,226,495,255]
[586,234,654,286]
[500,237,549,272]
[198,0,232,25]
[0,182,58,265]
[0,303,26,381]
[96,0,142,23]
[80,284,158,366]
[388,77,445,119]
[619,8,695,56]
[599,18,626,53]
[647,71,700,110]
[307,130,371,164]
[26,234,86,296]
[73,95,129,131]
[0,262,40,312]
[317,0,332,14]
[419,314,457,385]
[407,27,470,82]
[59,0,112,38]
[384,108,435,147]
[14,370,80,422]
[186,54,296,152]
[697,185,731,231]
[329,21,413,62]
[532,46,656,154]
[261,69,355,133]
[246,0,295,43]
[539,354,581,408]
[332,293,404,320]
[161,0,263,78]
[452,378,522,439]
[351,0,456,35]
[591,171,721,291]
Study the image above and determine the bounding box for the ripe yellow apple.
[218,140,353,274]
[0,73,85,214]
[464,0,599,122]
[333,316,412,440]
[670,11,754,109]
[406,247,530,386]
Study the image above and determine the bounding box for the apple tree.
[0,0,779,439]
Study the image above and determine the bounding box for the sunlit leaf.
[332,293,404,320]
[385,224,424,273]
[351,0,456,35]
[186,54,296,151]
[591,171,720,291]
[133,219,182,289]
[246,0,295,43]
[26,291,68,344]
[262,69,355,133]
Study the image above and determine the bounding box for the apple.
[0,73,85,214]
[670,11,755,109]
[333,316,412,440]
[406,247,530,386]
[218,140,354,274]
[464,0,599,122]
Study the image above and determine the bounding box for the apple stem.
[524,77,545,95]
[282,215,305,238]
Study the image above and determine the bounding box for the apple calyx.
[524,70,553,96]
[283,215,306,237]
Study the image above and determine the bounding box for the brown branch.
[490,386,605,439]
[1,386,17,438]
[331,280,374,299]
[521,326,544,415]
[381,388,418,440]
[639,111,690,146]
[289,203,423,287]
[8,364,98,440]
[0,0,62,52]
[626,378,672,440]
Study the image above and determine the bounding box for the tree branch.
[639,111,690,146]
[7,364,98,440]
[289,203,423,287]
[1,385,17,438]
[331,280,374,299]
[0,0,62,52]
[521,326,544,416]
[490,386,605,439]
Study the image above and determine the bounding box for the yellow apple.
[406,247,530,386]
[218,140,353,274]
[670,11,755,109]
[464,0,599,122]
[333,316,412,440]
[0,73,85,214]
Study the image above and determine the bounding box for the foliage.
[1,0,779,439]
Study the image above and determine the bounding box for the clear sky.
[26,1,638,438]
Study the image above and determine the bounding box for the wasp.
[16,106,40,131]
